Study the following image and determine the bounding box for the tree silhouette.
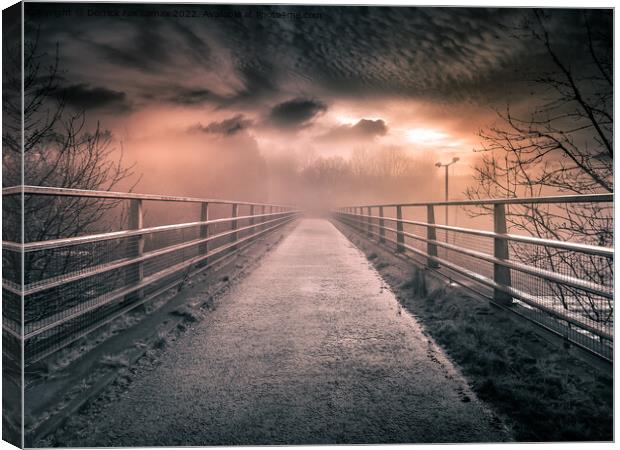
[466,10,613,324]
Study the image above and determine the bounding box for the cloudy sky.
[23,2,612,199]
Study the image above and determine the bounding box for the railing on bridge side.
[2,185,300,365]
[333,194,614,362]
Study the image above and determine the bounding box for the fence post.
[231,203,238,249]
[366,206,372,237]
[396,205,405,253]
[261,205,266,229]
[378,206,385,243]
[199,202,209,266]
[494,203,513,306]
[270,205,275,230]
[127,199,144,300]
[249,205,255,235]
[426,205,439,268]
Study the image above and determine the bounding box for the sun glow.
[405,128,449,143]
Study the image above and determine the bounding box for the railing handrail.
[2,185,295,208]
[2,185,302,364]
[13,215,296,297]
[335,212,613,339]
[336,211,614,258]
[344,218,612,299]
[337,192,613,209]
[333,199,614,361]
[2,210,302,252]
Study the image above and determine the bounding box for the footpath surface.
[60,218,511,446]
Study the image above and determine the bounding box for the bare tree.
[349,146,413,180]
[2,31,137,285]
[466,10,613,324]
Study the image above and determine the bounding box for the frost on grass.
[152,331,169,349]
[399,277,612,441]
[100,354,130,369]
[170,305,201,322]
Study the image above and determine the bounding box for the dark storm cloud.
[56,83,130,111]
[283,6,526,101]
[319,119,388,142]
[168,20,212,68]
[222,60,282,106]
[172,88,221,106]
[268,98,327,128]
[190,5,528,103]
[85,21,173,72]
[192,115,253,136]
[25,4,613,113]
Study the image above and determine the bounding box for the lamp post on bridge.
[435,157,459,229]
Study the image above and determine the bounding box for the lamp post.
[435,157,460,228]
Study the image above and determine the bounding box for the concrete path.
[63,219,510,446]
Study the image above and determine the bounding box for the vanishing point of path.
[62,219,511,445]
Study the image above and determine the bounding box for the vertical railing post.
[249,205,255,235]
[261,205,266,230]
[270,205,274,230]
[494,203,513,306]
[396,205,405,253]
[426,205,439,268]
[199,202,209,266]
[231,203,238,249]
[366,206,372,237]
[378,206,385,244]
[127,199,144,300]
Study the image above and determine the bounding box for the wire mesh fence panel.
[332,194,613,362]
[2,289,21,335]
[401,207,427,254]
[2,248,21,285]
[3,187,299,365]
[2,329,21,364]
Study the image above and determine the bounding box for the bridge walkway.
[60,218,510,445]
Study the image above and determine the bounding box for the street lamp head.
[435,162,442,167]
[452,157,460,163]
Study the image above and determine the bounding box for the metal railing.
[333,193,614,361]
[2,185,300,365]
